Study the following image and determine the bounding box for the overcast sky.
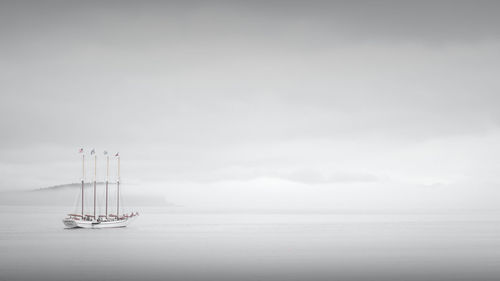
[1,1,500,209]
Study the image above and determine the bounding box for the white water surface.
[1,206,500,281]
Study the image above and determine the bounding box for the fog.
[2,2,500,281]
[1,1,500,210]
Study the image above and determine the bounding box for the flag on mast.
[79,148,84,153]
[115,152,119,157]
[104,150,108,155]
[91,149,95,155]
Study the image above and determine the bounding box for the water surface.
[1,206,500,281]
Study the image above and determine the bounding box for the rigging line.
[72,183,81,214]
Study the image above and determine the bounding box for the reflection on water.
[1,206,500,281]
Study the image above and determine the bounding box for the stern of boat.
[62,218,79,228]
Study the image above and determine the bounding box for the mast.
[105,152,109,218]
[93,151,97,220]
[117,153,120,218]
[81,153,85,218]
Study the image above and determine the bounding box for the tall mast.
[117,153,120,218]
[105,152,109,218]
[81,153,85,218]
[93,151,97,220]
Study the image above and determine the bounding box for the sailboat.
[63,149,138,229]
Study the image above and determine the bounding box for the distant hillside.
[34,182,119,191]
[0,183,173,207]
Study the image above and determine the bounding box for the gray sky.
[1,1,500,209]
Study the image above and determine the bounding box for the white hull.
[63,217,135,229]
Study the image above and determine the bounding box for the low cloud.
[284,170,379,184]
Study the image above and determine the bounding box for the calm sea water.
[1,206,500,281]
